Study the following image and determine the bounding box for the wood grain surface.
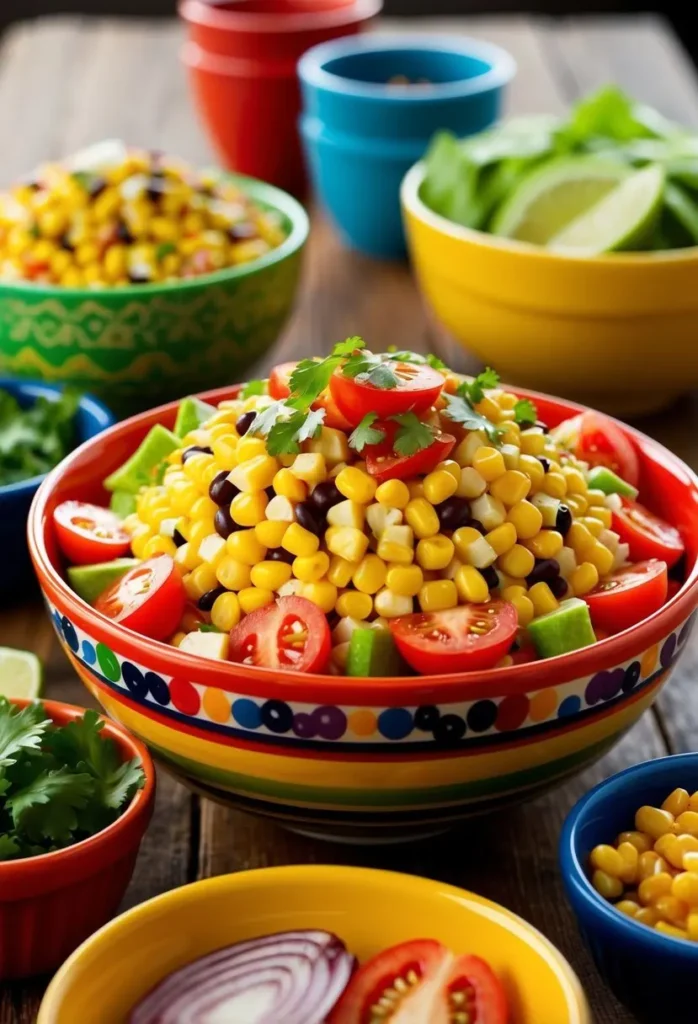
[1,13,697,1022]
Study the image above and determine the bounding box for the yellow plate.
[39,865,590,1024]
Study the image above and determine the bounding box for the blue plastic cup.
[298,34,515,258]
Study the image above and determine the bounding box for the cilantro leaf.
[7,766,95,844]
[0,834,21,860]
[0,700,49,767]
[287,337,366,411]
[332,336,365,357]
[155,241,177,261]
[97,757,144,811]
[426,353,448,371]
[44,709,118,778]
[295,407,326,445]
[0,388,81,486]
[514,398,538,425]
[390,413,436,457]
[249,400,287,437]
[241,379,266,399]
[442,393,504,445]
[349,413,386,453]
[266,408,325,457]
[457,368,500,406]
[198,623,224,633]
[378,350,449,373]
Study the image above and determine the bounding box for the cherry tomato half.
[94,555,186,641]
[228,596,331,673]
[54,501,131,565]
[576,410,640,486]
[267,360,352,430]
[390,601,518,674]
[364,421,456,483]
[329,360,444,428]
[328,939,508,1024]
[584,559,668,635]
[612,497,684,568]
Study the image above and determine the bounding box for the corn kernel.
[307,426,350,467]
[423,469,458,505]
[684,852,698,873]
[386,564,423,597]
[655,921,689,939]
[255,519,288,548]
[326,525,370,563]
[327,499,365,529]
[592,869,624,900]
[293,551,330,583]
[507,500,543,541]
[189,519,217,550]
[211,591,241,632]
[225,530,266,565]
[638,851,670,880]
[452,527,497,569]
[210,436,239,470]
[586,542,615,576]
[282,522,320,558]
[216,557,252,591]
[638,872,674,905]
[336,591,373,620]
[174,541,202,572]
[229,454,279,492]
[230,490,268,527]
[300,580,338,613]
[335,465,376,504]
[485,522,517,556]
[238,587,275,614]
[580,516,604,538]
[375,479,410,509]
[567,521,597,559]
[407,480,424,500]
[327,555,358,588]
[419,579,458,612]
[171,631,187,648]
[347,554,384,595]
[498,544,535,579]
[236,436,268,462]
[689,792,698,812]
[374,588,414,618]
[529,582,559,617]
[507,590,535,626]
[287,452,327,487]
[636,805,675,840]
[416,535,455,571]
[456,467,487,499]
[569,562,599,597]
[590,844,626,878]
[636,907,660,927]
[586,489,607,507]
[617,831,654,854]
[377,525,415,565]
[273,467,307,502]
[436,459,461,482]
[472,446,506,482]
[616,900,641,918]
[664,789,691,818]
[142,535,177,558]
[617,841,640,884]
[541,472,567,499]
[526,530,564,560]
[676,812,698,836]
[486,469,528,507]
[265,495,296,522]
[519,454,546,489]
[520,429,546,456]
[562,466,588,494]
[588,506,613,528]
[672,872,698,907]
[249,561,292,591]
[655,893,689,926]
[454,565,489,604]
[405,498,440,540]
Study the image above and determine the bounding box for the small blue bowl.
[298,34,515,258]
[560,753,698,1024]
[0,379,114,599]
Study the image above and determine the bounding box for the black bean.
[268,547,294,564]
[146,175,167,203]
[527,557,560,587]
[309,481,342,515]
[537,457,551,474]
[173,528,186,547]
[214,506,241,539]
[550,575,569,599]
[535,420,549,434]
[59,233,75,252]
[296,501,324,536]
[481,565,499,590]
[128,270,150,284]
[436,496,471,533]
[198,587,225,611]
[265,486,276,501]
[88,176,107,199]
[116,221,134,245]
[236,411,256,436]
[182,445,213,463]
[555,504,573,536]
[209,471,239,507]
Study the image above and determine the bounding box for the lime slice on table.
[0,648,43,700]
[491,156,632,244]
[549,165,665,254]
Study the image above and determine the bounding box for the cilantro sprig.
[457,367,500,406]
[349,413,386,453]
[440,367,504,445]
[390,413,437,456]
[287,337,365,411]
[249,400,325,456]
[0,387,81,486]
[0,701,145,862]
[514,398,538,425]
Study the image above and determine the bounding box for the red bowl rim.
[28,384,698,704]
[179,0,383,35]
[0,698,155,884]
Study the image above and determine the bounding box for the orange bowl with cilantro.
[0,697,154,979]
[28,343,698,842]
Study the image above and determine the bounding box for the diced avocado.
[586,465,638,500]
[528,598,596,659]
[346,628,404,677]
[67,558,140,604]
[104,424,180,493]
[174,396,217,438]
[109,490,137,518]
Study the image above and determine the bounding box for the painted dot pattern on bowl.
[50,603,693,753]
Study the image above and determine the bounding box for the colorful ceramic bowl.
[560,754,698,1024]
[180,0,381,196]
[28,384,698,843]
[38,865,591,1023]
[0,698,154,980]
[299,35,515,258]
[0,379,114,598]
[401,161,698,417]
[0,176,308,417]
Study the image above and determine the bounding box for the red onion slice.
[129,929,357,1024]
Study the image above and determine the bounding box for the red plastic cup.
[179,0,382,195]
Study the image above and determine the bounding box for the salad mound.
[53,341,684,677]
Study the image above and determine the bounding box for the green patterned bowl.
[0,175,309,416]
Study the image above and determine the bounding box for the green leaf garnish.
[155,241,177,261]
[426,353,448,371]
[457,367,500,406]
[0,700,49,767]
[240,379,266,399]
[514,398,538,425]
[265,407,326,457]
[286,337,366,411]
[348,413,386,453]
[249,400,287,438]
[390,413,436,457]
[199,623,224,633]
[383,350,448,372]
[442,393,504,445]
[0,388,81,487]
[341,351,400,390]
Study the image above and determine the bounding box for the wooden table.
[2,11,698,1022]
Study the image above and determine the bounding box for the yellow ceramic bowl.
[38,865,590,1024]
[401,161,698,417]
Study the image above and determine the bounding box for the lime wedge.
[549,165,665,254]
[0,648,43,701]
[491,156,631,244]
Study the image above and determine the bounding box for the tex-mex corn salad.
[53,341,685,676]
[0,141,286,287]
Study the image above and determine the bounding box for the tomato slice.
[267,360,352,429]
[228,596,331,673]
[54,500,131,565]
[329,361,444,428]
[584,559,668,635]
[94,555,186,641]
[612,497,684,568]
[558,410,640,486]
[327,939,508,1024]
[390,601,517,674]
[364,421,456,482]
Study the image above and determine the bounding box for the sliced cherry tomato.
[328,939,508,1024]
[667,579,682,601]
[267,360,352,429]
[565,410,640,486]
[390,601,517,674]
[329,360,444,428]
[228,596,331,673]
[612,497,684,568]
[584,559,668,635]
[94,555,186,641]
[54,501,131,565]
[364,421,456,482]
